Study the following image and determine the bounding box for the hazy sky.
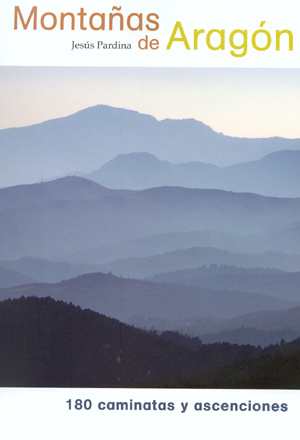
[0,67,299,138]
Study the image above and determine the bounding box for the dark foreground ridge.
[1,296,300,388]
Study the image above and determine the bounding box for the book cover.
[0,0,299,438]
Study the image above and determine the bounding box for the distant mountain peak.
[1,104,299,188]
[33,175,108,193]
[69,104,159,123]
[115,151,160,160]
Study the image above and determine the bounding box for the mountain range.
[100,247,300,279]
[2,269,300,348]
[60,229,300,266]
[195,305,300,347]
[0,271,295,323]
[1,176,300,261]
[2,104,300,387]
[148,265,300,302]
[0,256,102,285]
[83,150,300,197]
[0,105,299,188]
[0,266,35,288]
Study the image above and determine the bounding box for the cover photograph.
[0,0,299,438]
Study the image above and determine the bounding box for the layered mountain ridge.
[1,105,299,188]
[1,176,300,260]
[83,150,300,197]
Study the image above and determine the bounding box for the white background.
[0,0,299,67]
[0,388,299,440]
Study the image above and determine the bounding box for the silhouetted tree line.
[1,296,300,388]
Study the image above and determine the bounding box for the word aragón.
[167,21,293,57]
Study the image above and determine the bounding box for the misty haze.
[1,105,300,388]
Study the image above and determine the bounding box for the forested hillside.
[1,296,300,388]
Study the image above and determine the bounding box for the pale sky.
[0,67,299,138]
